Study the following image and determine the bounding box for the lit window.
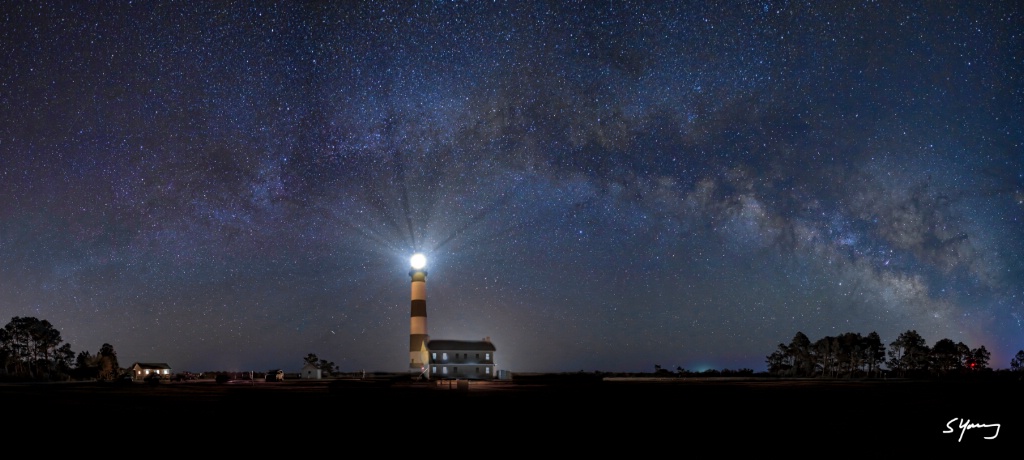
[442,367,447,374]
[485,353,490,360]
[442,352,448,360]
[432,352,436,359]
[432,366,436,374]
[486,367,491,374]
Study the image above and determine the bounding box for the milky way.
[1,1,1021,373]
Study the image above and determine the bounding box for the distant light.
[410,253,427,269]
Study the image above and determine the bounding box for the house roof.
[132,362,171,370]
[427,339,496,351]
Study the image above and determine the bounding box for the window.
[432,366,436,374]
[442,352,448,360]
[476,353,480,359]
[486,367,491,374]
[485,353,490,360]
[442,367,447,374]
[432,352,436,359]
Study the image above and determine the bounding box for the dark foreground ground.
[3,375,1018,451]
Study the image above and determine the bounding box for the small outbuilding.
[300,363,322,379]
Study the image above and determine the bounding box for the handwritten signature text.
[943,417,1000,442]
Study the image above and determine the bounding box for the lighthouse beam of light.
[340,145,530,267]
[430,191,516,253]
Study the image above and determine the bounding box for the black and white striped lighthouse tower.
[409,253,428,373]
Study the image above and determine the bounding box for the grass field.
[3,376,1017,450]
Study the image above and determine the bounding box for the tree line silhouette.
[765,330,1006,378]
[1,316,121,381]
[5,315,1024,381]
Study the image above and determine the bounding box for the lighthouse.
[404,253,497,380]
[409,253,428,373]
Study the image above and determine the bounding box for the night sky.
[1,1,1021,374]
